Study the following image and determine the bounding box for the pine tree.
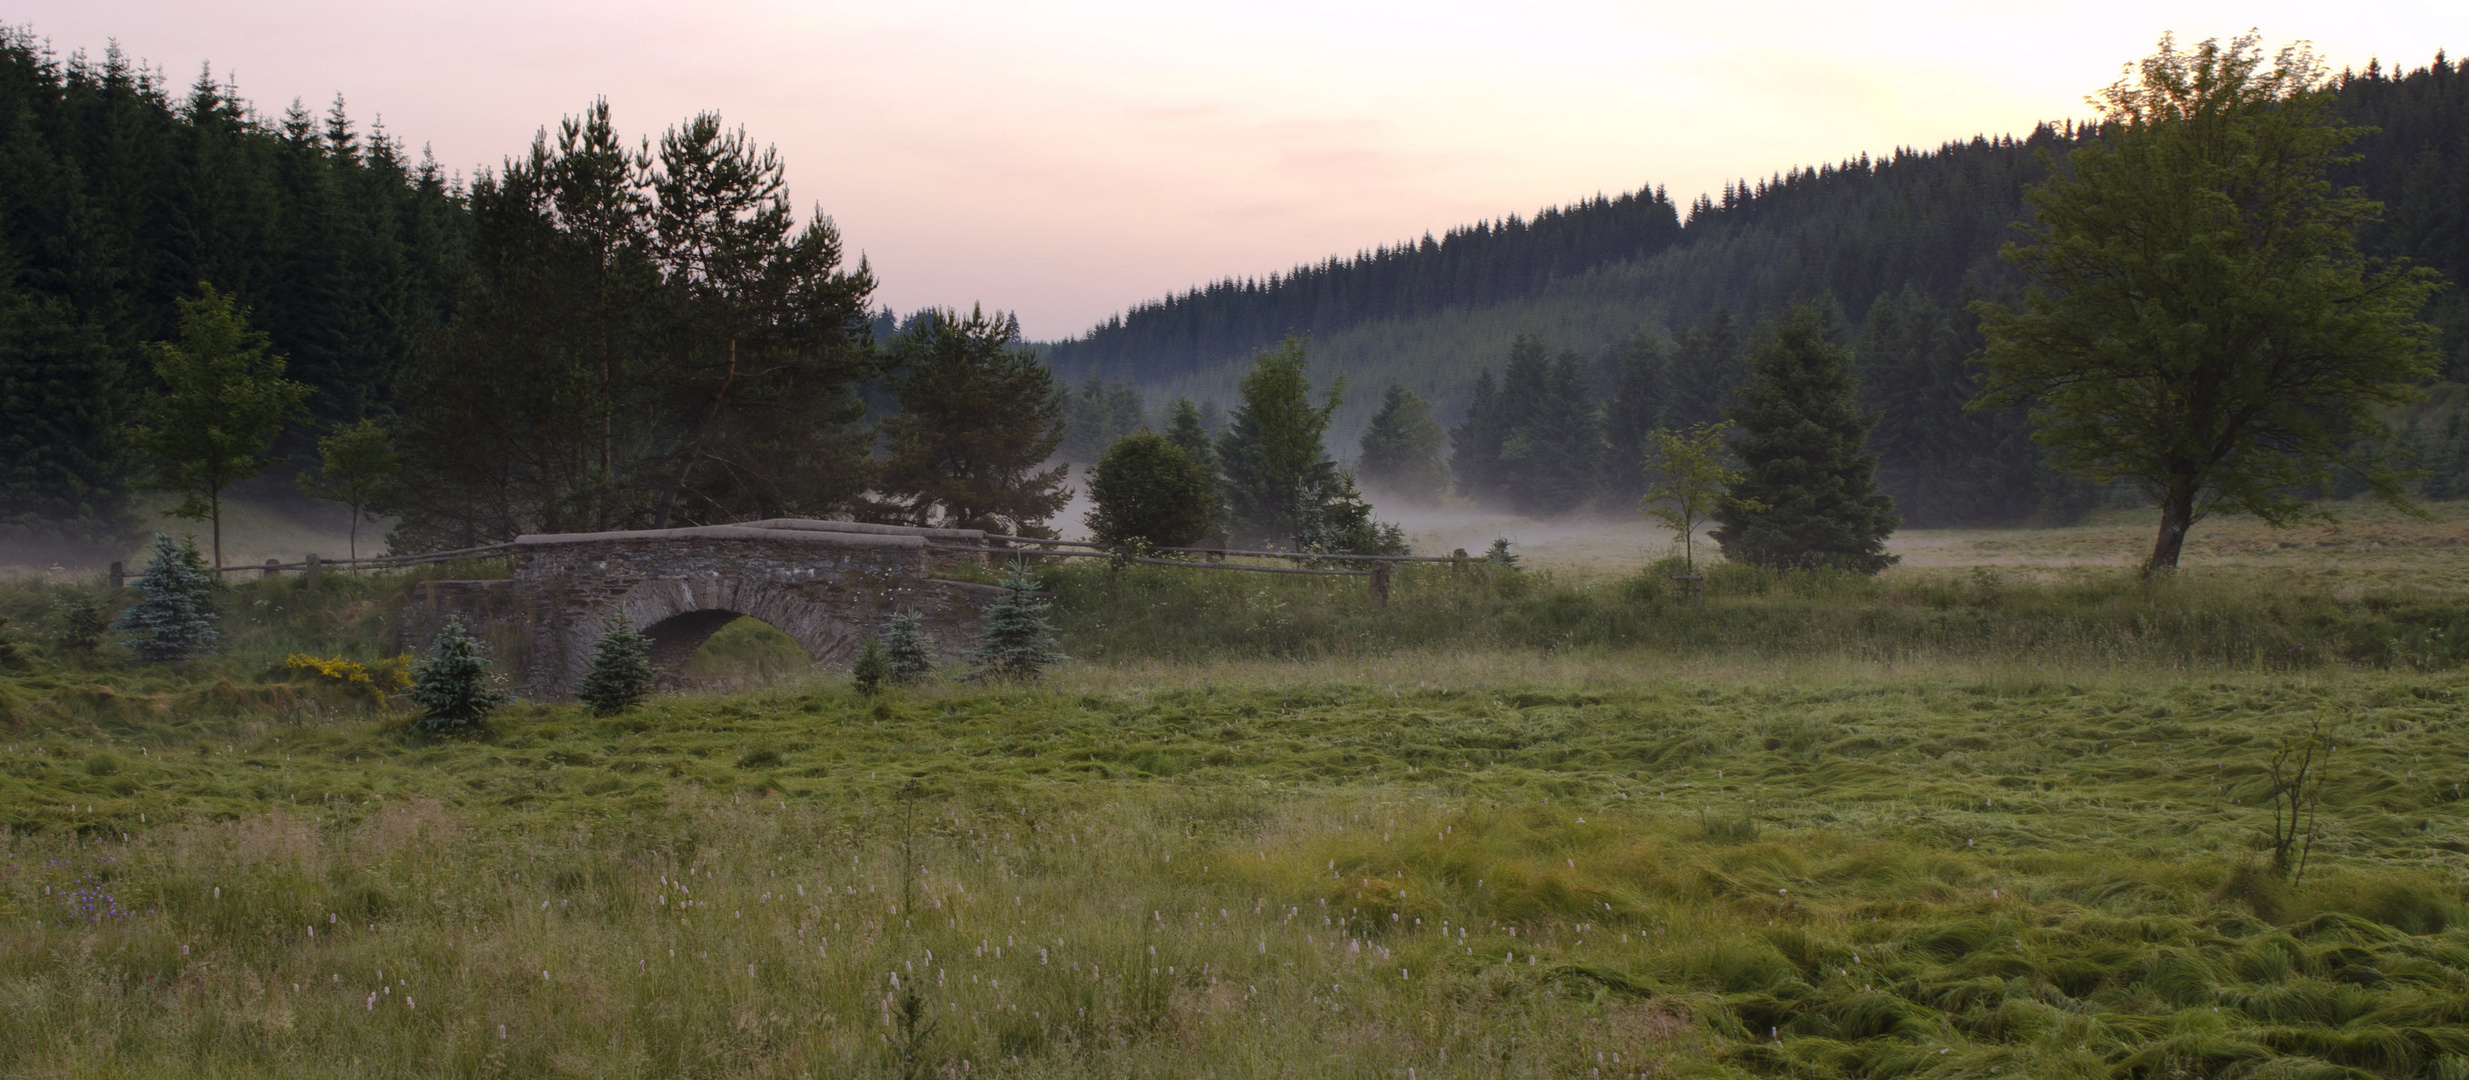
[113,533,218,663]
[409,617,509,733]
[576,616,655,716]
[1355,384,1448,503]
[968,565,1066,680]
[882,612,934,684]
[850,636,887,695]
[1713,307,1900,573]
[878,306,1070,536]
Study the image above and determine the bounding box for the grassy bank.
[7,667,2469,1076]
[1043,557,2469,671]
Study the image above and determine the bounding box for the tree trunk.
[2146,485,2196,576]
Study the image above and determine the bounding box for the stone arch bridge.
[399,519,1012,698]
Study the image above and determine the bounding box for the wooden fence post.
[109,561,125,589]
[1369,562,1390,605]
[261,558,281,579]
[304,552,320,589]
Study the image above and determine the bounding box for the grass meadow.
[4,509,2469,1078]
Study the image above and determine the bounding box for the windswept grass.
[6,667,2469,1076]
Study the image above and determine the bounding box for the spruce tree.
[409,618,509,733]
[1598,332,1669,507]
[1448,369,1507,502]
[54,593,110,659]
[850,636,888,695]
[967,565,1066,680]
[882,612,934,684]
[1162,396,1226,532]
[1665,308,1744,431]
[1356,384,1448,503]
[113,533,218,663]
[1712,307,1900,573]
[576,615,655,716]
[1217,338,1356,547]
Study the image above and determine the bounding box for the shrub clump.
[576,616,655,716]
[114,534,219,663]
[1085,429,1216,549]
[409,618,508,733]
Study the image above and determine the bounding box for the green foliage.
[408,617,507,733]
[1714,306,1899,573]
[1641,422,1746,571]
[882,612,934,685]
[1662,307,1743,431]
[967,565,1066,680]
[1217,338,1342,546]
[1596,332,1668,507]
[296,419,398,561]
[1977,35,2447,573]
[576,616,655,717]
[1057,372,1148,463]
[389,102,877,548]
[132,286,310,568]
[112,534,218,664]
[1355,384,1447,503]
[1449,335,1598,515]
[850,636,887,695]
[1085,430,1215,549]
[1162,396,1226,533]
[1856,288,2059,527]
[878,307,1070,536]
[1484,538,1520,569]
[1292,471,1408,557]
[52,592,108,658]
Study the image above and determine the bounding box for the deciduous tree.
[1975,34,2444,574]
[132,286,308,568]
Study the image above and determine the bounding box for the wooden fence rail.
[112,542,520,588]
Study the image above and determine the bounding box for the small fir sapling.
[882,612,934,684]
[1485,538,1521,569]
[851,636,888,695]
[113,533,219,663]
[55,593,110,658]
[409,617,508,733]
[967,565,1067,680]
[577,615,656,716]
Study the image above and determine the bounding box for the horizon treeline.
[1043,55,2468,483]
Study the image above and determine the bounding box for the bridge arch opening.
[640,611,817,688]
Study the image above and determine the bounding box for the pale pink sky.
[15,1,2455,339]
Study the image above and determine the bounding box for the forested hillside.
[0,30,466,556]
[1042,55,2469,525]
